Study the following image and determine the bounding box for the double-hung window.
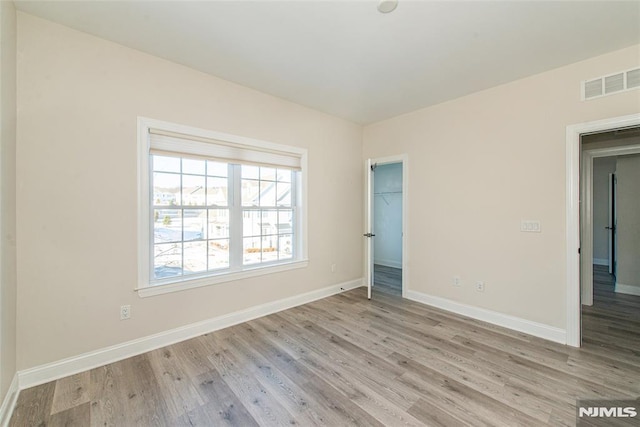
[138,118,307,296]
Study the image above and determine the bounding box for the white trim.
[566,113,640,348]
[17,278,363,389]
[374,259,402,269]
[0,374,18,427]
[365,158,372,300]
[138,259,309,297]
[405,290,566,344]
[137,116,309,294]
[593,258,609,266]
[581,149,594,307]
[615,282,640,296]
[369,154,408,298]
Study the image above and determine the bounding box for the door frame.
[608,173,616,276]
[566,113,640,347]
[365,154,409,298]
[580,144,640,307]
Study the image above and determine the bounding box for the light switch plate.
[521,220,541,233]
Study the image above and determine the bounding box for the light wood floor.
[373,264,402,296]
[10,266,640,426]
[582,265,640,365]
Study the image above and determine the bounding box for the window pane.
[262,235,278,263]
[153,172,181,206]
[277,182,291,206]
[261,210,278,235]
[277,169,291,183]
[208,239,229,270]
[183,209,206,241]
[260,181,276,207]
[207,161,228,177]
[182,175,206,206]
[242,179,260,206]
[242,165,259,179]
[260,167,276,181]
[183,241,207,274]
[153,155,180,173]
[278,235,293,260]
[243,237,261,265]
[154,243,182,279]
[278,210,293,235]
[154,209,182,243]
[182,158,205,175]
[243,210,261,237]
[148,140,302,287]
[208,209,229,239]
[206,176,228,206]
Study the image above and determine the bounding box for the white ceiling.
[15,1,640,124]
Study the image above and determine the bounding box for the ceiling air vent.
[584,78,603,99]
[582,67,640,100]
[604,73,624,94]
[627,68,640,89]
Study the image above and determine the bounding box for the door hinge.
[363,233,376,237]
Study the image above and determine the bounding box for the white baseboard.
[405,290,566,345]
[593,258,609,266]
[0,374,18,427]
[374,259,402,269]
[615,282,640,296]
[18,278,364,390]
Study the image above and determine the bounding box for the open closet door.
[364,159,374,299]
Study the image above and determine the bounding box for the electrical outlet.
[453,276,461,287]
[120,305,131,320]
[331,263,336,273]
[475,281,485,292]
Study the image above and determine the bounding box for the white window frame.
[137,117,308,297]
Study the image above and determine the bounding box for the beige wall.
[592,157,617,264]
[363,44,640,329]
[16,13,363,370]
[615,154,640,290]
[0,0,17,400]
[11,11,640,373]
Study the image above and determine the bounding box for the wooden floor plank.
[10,264,640,426]
[146,344,208,419]
[48,402,91,427]
[9,381,55,427]
[176,369,258,427]
[204,334,298,426]
[50,371,90,415]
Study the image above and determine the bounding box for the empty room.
[1,0,639,425]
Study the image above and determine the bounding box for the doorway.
[580,132,640,307]
[566,113,640,347]
[581,131,640,353]
[364,155,407,300]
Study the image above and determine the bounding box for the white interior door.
[608,173,618,277]
[365,159,374,299]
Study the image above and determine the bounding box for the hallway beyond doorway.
[582,265,640,354]
[373,264,401,296]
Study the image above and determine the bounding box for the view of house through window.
[151,155,297,281]
[241,165,294,265]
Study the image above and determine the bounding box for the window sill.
[136,259,309,298]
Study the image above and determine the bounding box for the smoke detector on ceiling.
[377,0,398,14]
